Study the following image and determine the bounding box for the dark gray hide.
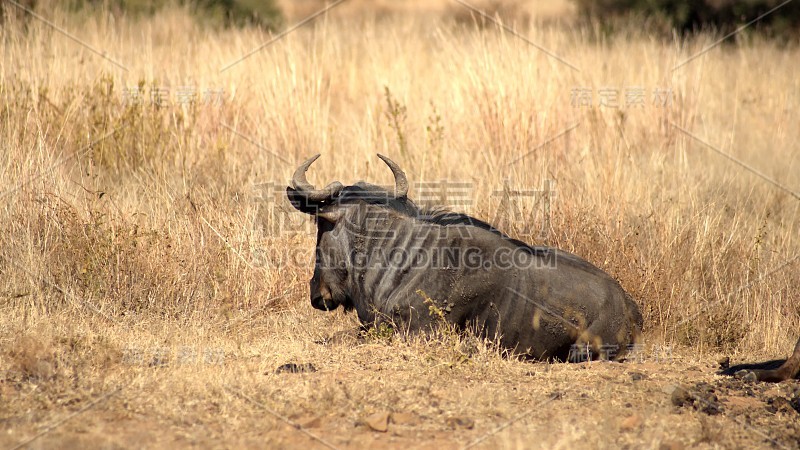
[287,154,643,361]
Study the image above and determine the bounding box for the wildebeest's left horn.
[291,154,344,202]
[377,154,409,198]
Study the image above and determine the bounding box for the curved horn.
[291,154,343,202]
[377,154,409,198]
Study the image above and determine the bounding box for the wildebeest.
[726,337,800,382]
[286,154,643,361]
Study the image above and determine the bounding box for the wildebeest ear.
[286,186,320,215]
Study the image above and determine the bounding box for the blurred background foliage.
[2,0,284,29]
[5,0,800,39]
[573,0,800,38]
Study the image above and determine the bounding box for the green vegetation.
[9,0,284,28]
[573,0,800,37]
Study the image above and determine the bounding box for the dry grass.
[1,2,799,449]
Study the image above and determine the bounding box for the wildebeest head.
[286,154,418,312]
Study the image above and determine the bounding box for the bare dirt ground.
[2,311,798,450]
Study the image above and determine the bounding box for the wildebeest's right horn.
[377,154,409,198]
[291,154,344,202]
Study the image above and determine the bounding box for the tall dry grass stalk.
[1,4,798,361]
